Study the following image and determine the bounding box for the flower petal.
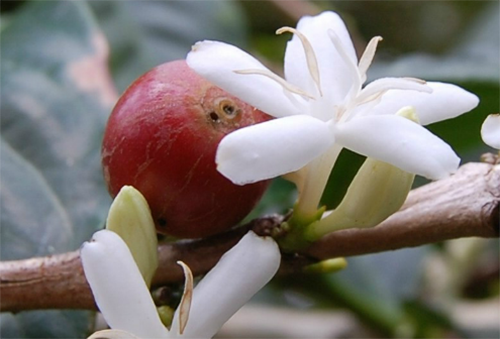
[169,231,280,339]
[80,230,168,338]
[481,114,500,149]
[106,186,158,286]
[335,115,460,180]
[369,82,479,125]
[284,11,358,105]
[87,329,141,339]
[216,115,334,184]
[187,40,301,118]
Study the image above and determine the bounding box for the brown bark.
[1,162,498,313]
[307,161,499,259]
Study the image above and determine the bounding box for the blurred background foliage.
[1,1,498,338]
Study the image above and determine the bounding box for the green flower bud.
[302,258,347,274]
[106,186,158,286]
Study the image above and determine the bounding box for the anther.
[177,261,193,335]
[277,26,323,97]
[358,36,383,84]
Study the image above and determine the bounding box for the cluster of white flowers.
[187,11,479,230]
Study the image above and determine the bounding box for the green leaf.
[0,140,73,260]
[89,0,248,92]
[1,310,94,339]
[335,247,429,301]
[1,0,115,249]
[324,247,429,336]
[0,1,115,337]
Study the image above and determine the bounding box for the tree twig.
[1,162,498,313]
[307,161,499,259]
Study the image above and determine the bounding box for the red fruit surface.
[102,60,271,239]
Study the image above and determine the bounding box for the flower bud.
[106,186,158,286]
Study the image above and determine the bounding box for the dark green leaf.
[0,1,114,337]
[323,247,429,336]
[89,0,248,92]
[1,0,115,250]
[0,140,73,260]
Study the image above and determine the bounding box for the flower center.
[327,33,429,123]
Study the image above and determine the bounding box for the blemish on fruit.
[215,98,241,120]
[209,111,220,122]
[157,218,167,228]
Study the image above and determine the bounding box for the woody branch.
[0,161,498,313]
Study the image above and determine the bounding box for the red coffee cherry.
[102,60,271,238]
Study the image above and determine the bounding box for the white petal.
[216,115,334,185]
[369,82,479,125]
[284,11,358,104]
[87,329,141,339]
[481,114,500,149]
[335,115,460,180]
[187,40,301,118]
[170,231,280,339]
[80,230,168,338]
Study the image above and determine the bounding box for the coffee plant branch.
[1,160,498,313]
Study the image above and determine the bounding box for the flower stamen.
[358,36,383,84]
[276,26,323,97]
[177,261,194,335]
[356,77,430,105]
[234,69,315,99]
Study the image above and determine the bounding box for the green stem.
[278,144,342,251]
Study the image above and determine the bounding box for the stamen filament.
[354,90,387,108]
[356,77,430,105]
[234,69,315,99]
[276,26,323,97]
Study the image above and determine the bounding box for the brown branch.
[307,161,499,259]
[1,162,498,313]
